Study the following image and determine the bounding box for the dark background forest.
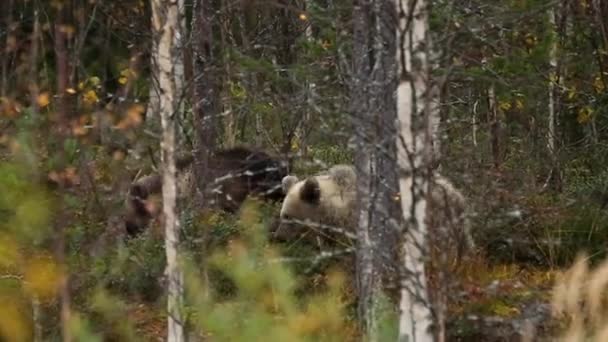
[2,0,608,341]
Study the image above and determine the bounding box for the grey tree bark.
[190,0,219,305]
[192,0,218,201]
[150,0,186,340]
[352,0,400,339]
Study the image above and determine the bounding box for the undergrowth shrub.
[184,199,360,342]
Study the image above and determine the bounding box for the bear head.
[272,164,357,243]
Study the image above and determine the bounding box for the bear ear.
[300,177,321,205]
[329,165,357,189]
[282,175,299,193]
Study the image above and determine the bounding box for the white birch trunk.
[147,0,185,127]
[150,0,185,341]
[395,0,434,340]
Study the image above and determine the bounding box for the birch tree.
[545,1,563,191]
[147,0,186,131]
[150,0,185,340]
[395,0,435,340]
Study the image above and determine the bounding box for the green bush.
[184,199,359,342]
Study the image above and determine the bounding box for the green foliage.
[541,205,608,266]
[0,162,51,246]
[184,200,358,342]
[92,234,166,302]
[87,288,140,341]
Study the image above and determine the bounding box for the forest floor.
[127,302,166,341]
[447,258,559,341]
[125,257,560,341]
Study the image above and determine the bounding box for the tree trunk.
[488,83,503,169]
[54,2,73,341]
[192,0,218,200]
[150,0,185,340]
[147,0,185,133]
[352,1,377,335]
[29,4,41,116]
[191,0,219,305]
[1,0,14,97]
[395,0,435,340]
[352,0,400,339]
[219,0,235,148]
[32,296,43,342]
[546,3,562,191]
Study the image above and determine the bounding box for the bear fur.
[272,164,474,259]
[124,146,288,237]
[271,164,358,243]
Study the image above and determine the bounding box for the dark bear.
[124,146,288,237]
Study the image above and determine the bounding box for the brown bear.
[272,164,474,258]
[124,146,288,237]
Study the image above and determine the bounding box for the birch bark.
[395,0,435,340]
[150,0,185,340]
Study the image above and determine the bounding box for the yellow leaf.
[82,89,99,105]
[59,24,75,35]
[498,101,511,111]
[126,104,144,122]
[118,76,128,85]
[0,97,22,118]
[524,33,537,47]
[593,75,605,93]
[549,73,558,83]
[291,138,299,151]
[77,81,85,91]
[229,81,246,99]
[72,124,88,137]
[0,299,30,342]
[491,301,520,317]
[89,76,101,86]
[577,106,593,124]
[115,104,145,130]
[36,92,50,108]
[567,86,577,100]
[23,255,62,301]
[515,99,524,110]
[289,313,322,334]
[119,68,137,80]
